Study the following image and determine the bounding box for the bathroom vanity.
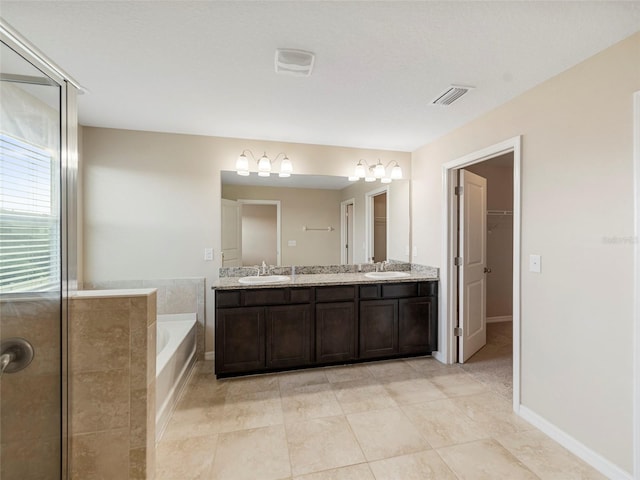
[213,273,438,377]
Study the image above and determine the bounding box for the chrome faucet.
[261,260,268,275]
[381,260,389,271]
[253,265,261,276]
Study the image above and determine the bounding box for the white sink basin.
[364,271,411,279]
[238,275,290,285]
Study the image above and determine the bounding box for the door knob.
[484,267,492,273]
[0,338,34,375]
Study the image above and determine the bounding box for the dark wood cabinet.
[215,280,438,377]
[316,302,356,363]
[215,306,265,374]
[266,304,313,368]
[359,299,398,358]
[399,297,436,354]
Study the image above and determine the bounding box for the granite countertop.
[213,271,438,290]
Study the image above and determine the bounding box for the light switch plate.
[204,248,214,261]
[529,254,541,273]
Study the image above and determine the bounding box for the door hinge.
[454,327,462,336]
[455,186,463,195]
[454,256,462,266]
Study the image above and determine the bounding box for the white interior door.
[458,169,488,362]
[221,199,241,267]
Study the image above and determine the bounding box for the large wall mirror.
[221,171,410,267]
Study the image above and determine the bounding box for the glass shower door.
[0,40,63,479]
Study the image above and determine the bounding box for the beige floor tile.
[286,416,365,476]
[281,383,344,423]
[331,378,397,414]
[224,374,280,397]
[404,356,458,374]
[293,463,374,480]
[365,360,417,379]
[323,364,373,384]
[428,370,489,397]
[160,404,225,442]
[279,369,329,392]
[347,408,430,461]
[497,430,607,479]
[155,434,217,480]
[217,389,284,433]
[451,391,532,436]
[369,450,458,480]
[402,398,488,448]
[212,425,291,480]
[438,438,539,479]
[382,375,447,405]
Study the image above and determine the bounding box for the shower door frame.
[1,20,82,479]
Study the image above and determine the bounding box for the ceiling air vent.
[275,49,315,76]
[430,85,474,106]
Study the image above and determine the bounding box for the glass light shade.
[354,162,366,178]
[390,164,403,180]
[236,153,249,174]
[279,157,293,176]
[258,154,271,174]
[348,176,359,181]
[364,175,376,182]
[381,177,392,184]
[373,161,385,178]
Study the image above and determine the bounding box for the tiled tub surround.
[84,278,206,360]
[69,289,157,480]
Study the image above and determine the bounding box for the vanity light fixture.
[236,150,293,178]
[349,159,403,183]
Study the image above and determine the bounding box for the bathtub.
[156,313,197,440]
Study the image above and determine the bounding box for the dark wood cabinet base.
[215,281,437,378]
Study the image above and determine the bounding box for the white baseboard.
[204,351,214,361]
[487,315,512,323]
[518,405,632,480]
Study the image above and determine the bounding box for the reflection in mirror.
[221,171,410,267]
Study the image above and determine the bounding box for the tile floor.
[156,324,605,480]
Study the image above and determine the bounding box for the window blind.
[0,133,60,293]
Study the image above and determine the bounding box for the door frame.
[440,136,522,412]
[365,185,389,263]
[340,198,355,264]
[633,90,639,479]
[237,199,282,266]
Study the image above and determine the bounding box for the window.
[0,133,60,293]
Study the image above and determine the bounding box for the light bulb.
[354,162,366,178]
[258,153,271,175]
[279,156,292,177]
[390,164,402,180]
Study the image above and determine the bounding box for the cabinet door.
[398,297,435,354]
[216,307,265,374]
[359,299,398,358]
[266,304,313,368]
[316,302,356,363]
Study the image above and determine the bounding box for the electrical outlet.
[204,248,214,261]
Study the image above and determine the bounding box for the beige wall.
[466,156,514,318]
[81,128,410,352]
[412,32,639,473]
[222,184,342,266]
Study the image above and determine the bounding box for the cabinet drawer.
[290,288,311,304]
[359,284,379,299]
[315,285,356,302]
[418,281,438,296]
[216,290,241,308]
[244,288,288,306]
[381,282,418,298]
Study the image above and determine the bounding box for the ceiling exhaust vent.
[275,49,315,76]
[430,85,474,106]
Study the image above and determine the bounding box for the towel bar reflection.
[302,226,334,231]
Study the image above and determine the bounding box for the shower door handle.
[0,338,34,376]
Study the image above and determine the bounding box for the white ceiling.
[2,1,639,152]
